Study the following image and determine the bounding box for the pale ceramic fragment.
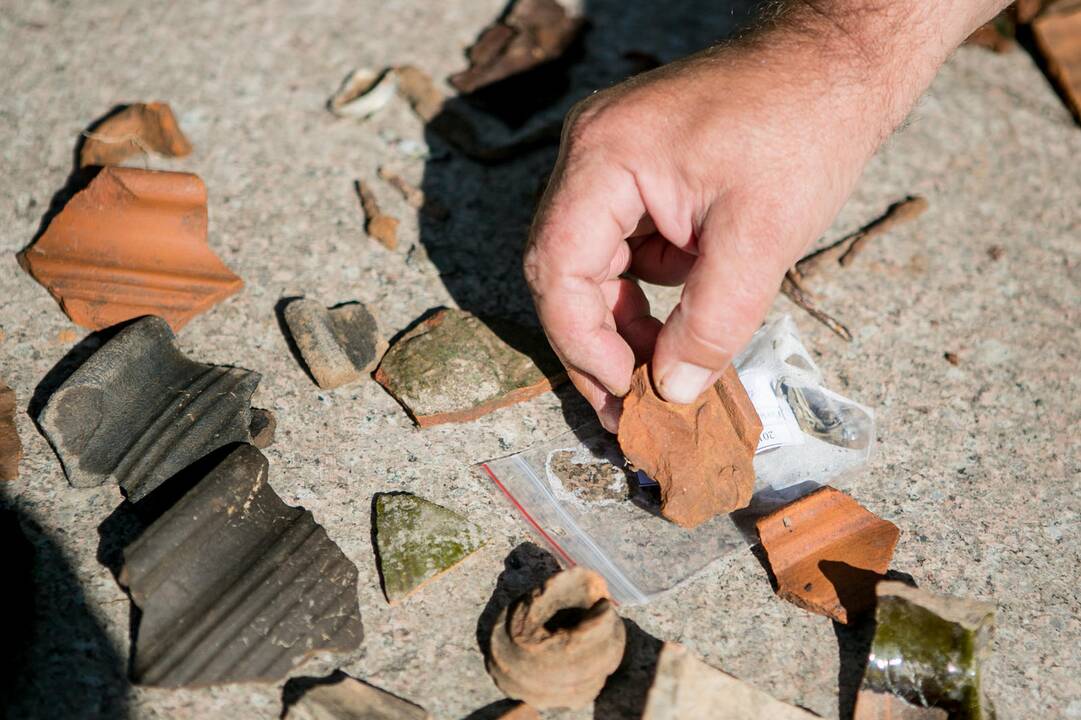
[642,643,820,719]
[488,567,625,709]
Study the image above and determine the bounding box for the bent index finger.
[526,153,646,397]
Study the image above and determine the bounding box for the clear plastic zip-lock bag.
[479,315,875,605]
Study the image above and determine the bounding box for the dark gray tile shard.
[121,444,364,687]
[283,298,387,389]
[37,315,262,501]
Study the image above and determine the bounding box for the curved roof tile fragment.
[38,315,261,501]
[121,444,364,687]
[19,166,242,331]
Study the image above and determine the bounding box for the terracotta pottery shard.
[284,299,387,389]
[355,180,399,250]
[80,102,193,167]
[858,581,996,720]
[373,492,486,604]
[37,316,261,501]
[1033,1,1081,122]
[642,643,821,720]
[374,308,566,427]
[488,567,626,709]
[19,166,242,331]
[617,365,761,528]
[450,0,587,125]
[756,486,899,624]
[0,382,22,481]
[284,673,431,720]
[121,444,364,687]
[496,703,541,720]
[853,690,948,720]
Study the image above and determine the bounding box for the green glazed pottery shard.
[859,581,996,720]
[374,307,566,427]
[374,492,487,604]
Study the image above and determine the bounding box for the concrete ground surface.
[1,0,1079,718]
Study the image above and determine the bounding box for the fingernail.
[658,362,712,404]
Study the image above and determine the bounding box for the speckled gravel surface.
[1,1,1079,718]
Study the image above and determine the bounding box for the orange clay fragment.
[19,167,242,331]
[618,365,762,528]
[757,486,900,624]
[80,102,193,167]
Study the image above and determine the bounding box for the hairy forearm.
[768,0,1012,121]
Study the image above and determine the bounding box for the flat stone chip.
[641,642,820,719]
[0,381,21,481]
[18,166,242,331]
[37,315,261,501]
[284,673,431,720]
[757,486,900,624]
[858,581,996,720]
[284,298,387,389]
[121,444,364,687]
[374,492,486,604]
[374,308,565,427]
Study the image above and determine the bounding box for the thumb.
[651,209,786,403]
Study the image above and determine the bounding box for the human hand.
[524,3,999,431]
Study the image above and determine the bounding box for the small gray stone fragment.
[284,299,387,389]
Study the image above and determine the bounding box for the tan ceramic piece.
[488,567,626,709]
[853,690,948,720]
[618,365,761,528]
[757,486,900,623]
[642,642,820,719]
[80,102,193,167]
[0,381,21,481]
[496,703,540,720]
[1033,0,1081,121]
[356,180,399,250]
[19,166,243,331]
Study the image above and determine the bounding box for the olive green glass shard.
[374,492,486,604]
[861,581,996,720]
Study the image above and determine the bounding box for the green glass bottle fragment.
[374,492,487,604]
[859,581,996,720]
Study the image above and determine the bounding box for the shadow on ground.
[0,495,131,718]
[414,0,766,445]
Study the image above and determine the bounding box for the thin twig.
[780,275,853,341]
[839,195,928,267]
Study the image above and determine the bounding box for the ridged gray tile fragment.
[38,315,262,501]
[121,443,364,687]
